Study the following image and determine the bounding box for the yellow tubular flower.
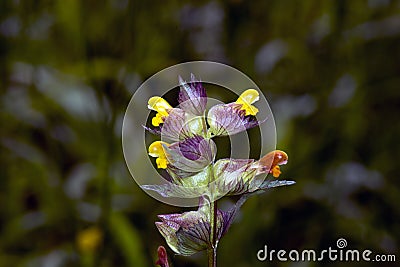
[148,97,173,126]
[235,89,260,116]
[148,141,170,169]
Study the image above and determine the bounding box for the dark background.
[1,1,399,266]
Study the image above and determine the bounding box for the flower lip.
[271,165,282,178]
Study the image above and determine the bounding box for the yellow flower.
[148,97,173,126]
[76,226,102,253]
[235,89,260,116]
[148,141,170,169]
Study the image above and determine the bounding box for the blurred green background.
[1,1,399,266]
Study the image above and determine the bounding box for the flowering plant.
[144,74,295,266]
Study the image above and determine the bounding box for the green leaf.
[109,213,148,267]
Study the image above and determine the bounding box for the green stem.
[201,112,208,138]
[208,199,218,267]
[202,113,217,266]
[208,247,217,267]
[208,171,217,267]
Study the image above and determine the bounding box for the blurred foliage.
[1,0,400,267]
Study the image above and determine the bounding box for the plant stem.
[208,246,217,267]
[202,113,217,266]
[208,199,218,267]
[207,166,217,267]
[201,112,208,138]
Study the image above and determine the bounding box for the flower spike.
[143,75,295,265]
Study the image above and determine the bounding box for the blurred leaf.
[109,212,148,267]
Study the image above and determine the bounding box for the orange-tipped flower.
[258,150,288,177]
